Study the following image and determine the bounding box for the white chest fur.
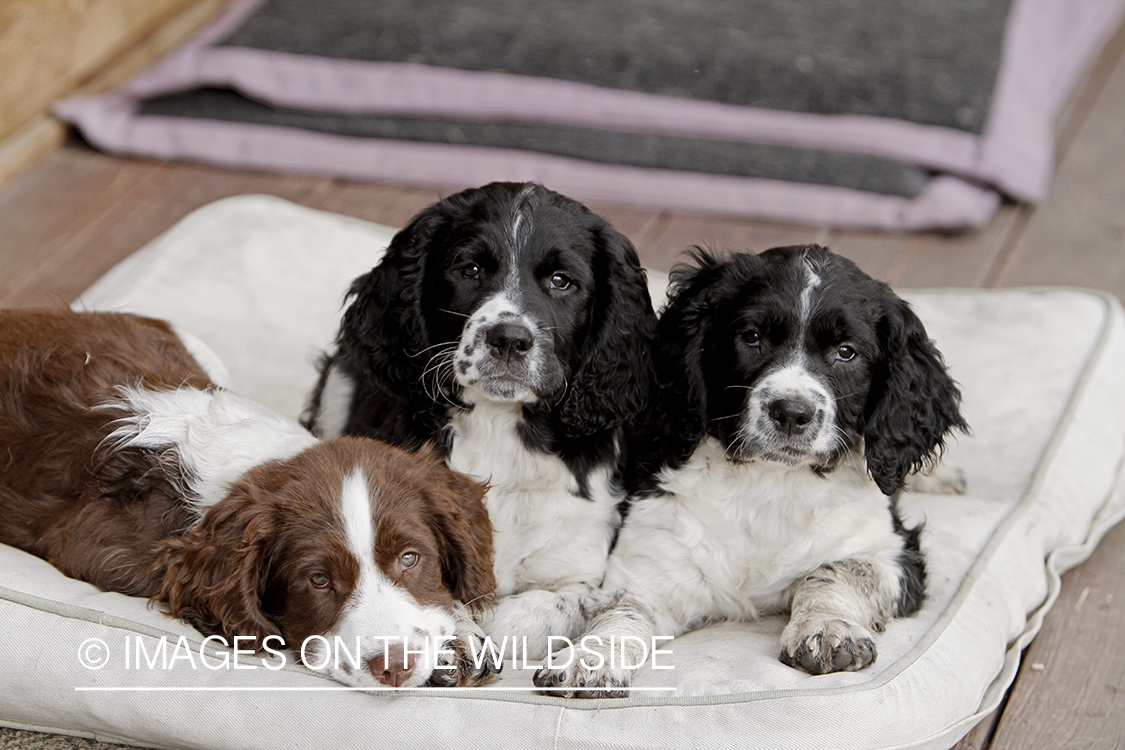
[605,438,902,635]
[446,400,621,596]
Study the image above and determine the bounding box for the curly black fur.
[304,182,658,492]
[627,244,967,497]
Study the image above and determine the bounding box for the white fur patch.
[537,436,910,692]
[605,438,904,637]
[447,397,620,598]
[314,361,355,438]
[799,256,822,326]
[105,386,317,512]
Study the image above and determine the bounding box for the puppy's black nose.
[769,398,816,436]
[485,323,534,360]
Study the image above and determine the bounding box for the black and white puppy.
[535,245,968,696]
[304,182,658,655]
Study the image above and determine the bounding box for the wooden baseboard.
[0,0,228,190]
[70,0,230,99]
[0,118,67,189]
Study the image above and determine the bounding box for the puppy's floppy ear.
[558,223,658,438]
[864,296,968,495]
[152,484,281,649]
[622,250,734,488]
[416,444,496,610]
[334,205,447,399]
[655,250,733,442]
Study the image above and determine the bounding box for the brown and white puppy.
[0,309,497,688]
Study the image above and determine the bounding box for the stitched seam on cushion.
[552,707,566,749]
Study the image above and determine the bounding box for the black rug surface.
[141,87,933,197]
[218,0,1011,133]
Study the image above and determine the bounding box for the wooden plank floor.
[3,27,1125,750]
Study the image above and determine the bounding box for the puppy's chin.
[725,433,834,470]
[460,379,538,405]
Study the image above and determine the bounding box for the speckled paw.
[427,629,502,687]
[779,618,877,674]
[533,648,631,698]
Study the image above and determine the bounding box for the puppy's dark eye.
[400,552,420,571]
[549,272,572,291]
[836,345,857,362]
[309,573,331,589]
[459,263,480,280]
[743,330,761,347]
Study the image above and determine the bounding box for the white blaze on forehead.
[508,184,537,249]
[509,211,525,249]
[341,467,377,567]
[799,256,822,326]
[502,186,538,296]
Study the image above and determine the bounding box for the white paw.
[779,617,877,674]
[477,589,576,660]
[532,644,631,698]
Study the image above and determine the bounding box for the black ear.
[660,251,731,421]
[631,250,731,472]
[557,223,659,438]
[334,206,447,400]
[863,296,968,495]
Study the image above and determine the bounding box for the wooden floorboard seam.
[981,204,1034,289]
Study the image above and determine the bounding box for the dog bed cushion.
[51,0,1125,230]
[1,194,1123,749]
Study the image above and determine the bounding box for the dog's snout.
[369,643,415,687]
[769,398,816,436]
[485,322,534,360]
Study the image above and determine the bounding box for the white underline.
[74,686,677,693]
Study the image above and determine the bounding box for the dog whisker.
[407,340,460,358]
[421,349,462,407]
[452,592,494,618]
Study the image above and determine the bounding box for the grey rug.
[52,0,1125,229]
[218,0,1009,132]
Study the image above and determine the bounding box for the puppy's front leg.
[780,559,901,674]
[477,583,594,660]
[532,593,655,698]
[428,603,503,687]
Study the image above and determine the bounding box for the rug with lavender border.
[54,0,1125,230]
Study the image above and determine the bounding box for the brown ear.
[152,483,282,649]
[417,444,496,610]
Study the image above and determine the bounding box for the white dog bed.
[1,195,1123,750]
